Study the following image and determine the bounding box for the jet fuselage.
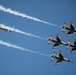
[65,27,76,32]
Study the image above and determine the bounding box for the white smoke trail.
[0,24,48,40]
[0,5,62,28]
[0,40,50,57]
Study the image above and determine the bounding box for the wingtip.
[64,22,67,24]
[60,50,62,52]
[57,34,59,36]
[70,21,73,24]
[70,51,73,54]
[66,34,70,37]
[50,35,52,37]
[52,47,55,50]
[74,39,76,42]
[55,63,59,66]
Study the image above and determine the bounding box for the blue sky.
[0,0,76,75]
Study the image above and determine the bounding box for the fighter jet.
[51,51,73,65]
[62,21,76,36]
[67,39,76,53]
[48,34,67,49]
[0,25,12,32]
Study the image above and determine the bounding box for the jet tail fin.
[48,35,53,44]
[62,23,68,32]
[66,40,71,49]
[50,52,56,61]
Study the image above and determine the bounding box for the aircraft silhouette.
[67,39,76,53]
[62,21,76,36]
[0,25,12,32]
[48,34,68,49]
[51,51,73,65]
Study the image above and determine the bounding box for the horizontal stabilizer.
[48,35,53,44]
[50,52,56,61]
[66,40,71,49]
[62,23,68,32]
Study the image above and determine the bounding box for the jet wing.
[52,43,59,49]
[74,39,76,46]
[70,22,75,30]
[59,51,64,59]
[67,31,73,36]
[69,39,76,53]
[56,34,61,41]
[70,48,76,53]
[55,59,61,65]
